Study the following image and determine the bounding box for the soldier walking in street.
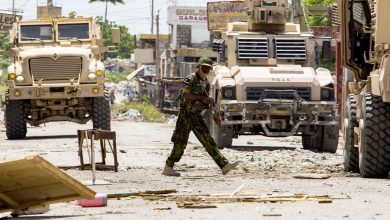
[162,57,239,176]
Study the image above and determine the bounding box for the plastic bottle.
[77,193,107,207]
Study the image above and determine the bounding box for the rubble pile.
[114,109,143,122]
[226,147,344,177]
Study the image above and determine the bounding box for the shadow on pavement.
[229,145,297,152]
[1,215,84,219]
[17,135,77,140]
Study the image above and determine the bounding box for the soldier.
[162,57,239,176]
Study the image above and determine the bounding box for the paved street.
[1,121,390,219]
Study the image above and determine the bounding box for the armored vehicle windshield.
[20,24,52,41]
[58,23,90,40]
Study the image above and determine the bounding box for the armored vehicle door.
[340,0,373,81]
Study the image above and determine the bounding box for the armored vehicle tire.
[302,125,321,150]
[359,93,390,178]
[92,97,111,130]
[210,120,233,149]
[302,125,338,153]
[5,100,27,139]
[343,94,359,172]
[320,125,339,153]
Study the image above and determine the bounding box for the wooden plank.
[26,156,95,200]
[0,193,20,209]
[0,155,95,213]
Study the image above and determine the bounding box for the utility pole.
[155,10,161,108]
[151,0,154,34]
[12,0,15,15]
[156,10,160,78]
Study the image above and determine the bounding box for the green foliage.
[304,0,335,26]
[112,102,166,123]
[0,34,9,50]
[105,70,132,83]
[0,34,10,70]
[307,16,329,26]
[304,0,335,5]
[316,60,335,73]
[95,16,134,59]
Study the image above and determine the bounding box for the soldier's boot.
[162,165,181,177]
[222,161,240,175]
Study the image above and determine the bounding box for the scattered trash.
[230,183,246,198]
[292,173,332,179]
[177,203,217,209]
[154,207,172,211]
[250,155,262,162]
[108,189,177,199]
[117,109,143,121]
[127,191,350,209]
[263,213,282,217]
[247,141,254,144]
[10,205,50,217]
[78,193,108,207]
[318,199,333,204]
[167,115,178,125]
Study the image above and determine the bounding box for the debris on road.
[292,173,332,179]
[263,213,282,217]
[108,189,177,199]
[78,193,108,207]
[115,109,143,121]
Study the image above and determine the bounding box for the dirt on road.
[0,118,389,220]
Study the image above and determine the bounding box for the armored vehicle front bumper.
[217,99,338,137]
[7,81,105,100]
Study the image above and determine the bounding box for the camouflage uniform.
[165,71,229,169]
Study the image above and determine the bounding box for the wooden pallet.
[0,155,95,213]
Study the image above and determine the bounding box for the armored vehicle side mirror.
[111,28,120,44]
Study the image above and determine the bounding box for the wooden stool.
[77,129,118,172]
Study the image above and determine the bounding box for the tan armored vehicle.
[3,14,111,139]
[206,0,339,152]
[340,0,390,178]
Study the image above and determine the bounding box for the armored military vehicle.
[206,0,339,152]
[340,0,390,178]
[3,14,111,139]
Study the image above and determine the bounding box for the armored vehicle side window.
[58,23,90,40]
[20,25,52,41]
[352,3,367,26]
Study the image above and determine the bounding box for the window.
[352,3,367,26]
[20,25,52,41]
[58,23,90,40]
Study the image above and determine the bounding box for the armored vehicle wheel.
[5,100,27,139]
[210,118,233,149]
[92,97,111,130]
[359,93,390,178]
[302,125,338,153]
[320,125,339,153]
[343,94,359,172]
[302,125,321,150]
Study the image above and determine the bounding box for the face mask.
[198,65,211,81]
